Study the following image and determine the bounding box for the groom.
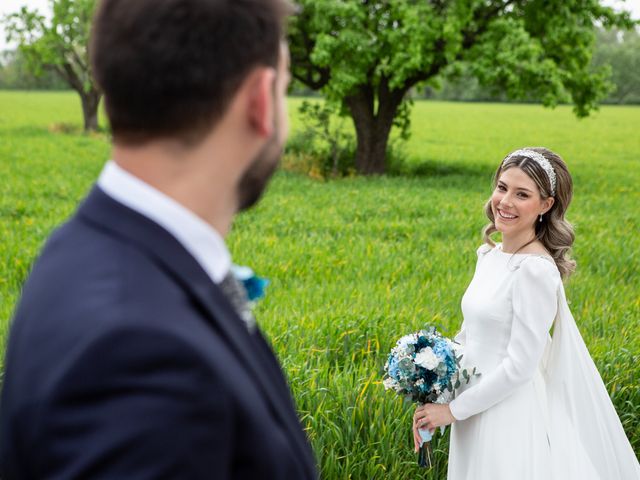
[0,0,317,478]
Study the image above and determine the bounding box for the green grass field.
[1,91,638,478]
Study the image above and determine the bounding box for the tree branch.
[58,61,84,93]
[403,39,448,88]
[461,0,520,50]
[69,46,89,77]
[290,26,331,90]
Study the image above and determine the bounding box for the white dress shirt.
[97,160,231,284]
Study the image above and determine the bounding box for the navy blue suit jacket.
[0,187,317,479]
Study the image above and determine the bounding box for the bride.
[412,147,640,479]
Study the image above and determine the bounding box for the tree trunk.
[80,89,101,132]
[346,82,405,175]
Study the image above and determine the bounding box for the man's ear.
[246,67,276,138]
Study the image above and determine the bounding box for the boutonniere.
[231,265,269,303]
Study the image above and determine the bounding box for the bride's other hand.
[412,403,456,451]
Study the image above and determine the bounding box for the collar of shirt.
[97,160,231,284]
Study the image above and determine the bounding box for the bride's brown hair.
[483,147,576,279]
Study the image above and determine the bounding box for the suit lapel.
[77,187,314,473]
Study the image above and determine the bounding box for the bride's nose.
[498,192,515,207]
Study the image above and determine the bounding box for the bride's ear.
[541,196,555,215]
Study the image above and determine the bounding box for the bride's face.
[491,167,552,237]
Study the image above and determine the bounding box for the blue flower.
[231,265,269,302]
[387,356,401,379]
[433,339,452,360]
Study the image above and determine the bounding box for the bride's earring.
[539,213,543,222]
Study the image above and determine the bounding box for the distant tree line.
[591,28,640,104]
[421,27,640,105]
[0,49,67,90]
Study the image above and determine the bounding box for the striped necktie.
[218,272,256,332]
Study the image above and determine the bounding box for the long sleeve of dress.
[449,257,560,421]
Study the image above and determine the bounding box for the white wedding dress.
[447,244,640,480]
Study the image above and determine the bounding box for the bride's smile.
[496,208,517,220]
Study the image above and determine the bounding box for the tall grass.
[1,91,638,478]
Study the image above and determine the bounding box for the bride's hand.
[412,403,456,451]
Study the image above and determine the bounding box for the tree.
[289,0,636,174]
[592,28,640,104]
[3,0,100,131]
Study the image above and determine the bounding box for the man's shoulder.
[31,210,175,293]
[14,213,198,354]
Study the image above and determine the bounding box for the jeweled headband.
[503,148,557,196]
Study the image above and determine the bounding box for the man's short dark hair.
[91,0,292,145]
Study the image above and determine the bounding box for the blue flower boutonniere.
[231,265,269,303]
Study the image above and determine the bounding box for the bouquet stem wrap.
[417,428,433,468]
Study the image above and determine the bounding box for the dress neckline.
[495,243,553,261]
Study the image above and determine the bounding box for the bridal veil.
[542,283,640,479]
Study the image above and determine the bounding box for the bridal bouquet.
[383,327,477,468]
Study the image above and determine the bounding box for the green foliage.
[285,100,357,178]
[291,1,461,101]
[289,0,637,172]
[422,26,640,105]
[1,91,639,477]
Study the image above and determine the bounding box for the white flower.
[398,334,417,346]
[383,377,398,391]
[396,334,417,353]
[414,347,439,370]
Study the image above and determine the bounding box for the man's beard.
[236,130,282,212]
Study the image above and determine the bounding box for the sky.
[0,0,639,52]
[0,0,49,52]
